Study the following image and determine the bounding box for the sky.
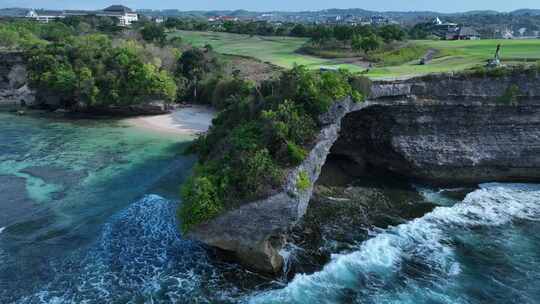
[0,0,538,12]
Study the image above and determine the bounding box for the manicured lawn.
[171,30,364,72]
[367,39,540,79]
[172,30,540,79]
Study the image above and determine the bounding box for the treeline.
[0,18,253,111]
[162,17,406,42]
[0,16,124,50]
[179,65,367,232]
[27,36,177,108]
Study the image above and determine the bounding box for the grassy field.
[368,39,540,79]
[172,30,540,79]
[172,30,365,72]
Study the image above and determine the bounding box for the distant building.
[432,17,459,39]
[208,16,239,22]
[371,15,390,25]
[430,17,479,40]
[452,27,480,40]
[25,5,138,26]
[502,29,514,39]
[99,5,138,26]
[152,16,165,24]
[26,10,65,23]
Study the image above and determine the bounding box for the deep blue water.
[0,112,539,303]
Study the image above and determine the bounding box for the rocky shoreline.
[189,70,540,274]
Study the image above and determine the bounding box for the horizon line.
[1,6,539,15]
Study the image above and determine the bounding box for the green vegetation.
[367,39,540,79]
[179,66,366,232]
[27,36,177,108]
[172,30,540,79]
[368,44,430,66]
[171,30,364,71]
[296,171,310,192]
[0,19,182,110]
[140,23,167,45]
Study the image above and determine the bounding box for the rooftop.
[103,5,134,13]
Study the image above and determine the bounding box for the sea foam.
[248,183,540,304]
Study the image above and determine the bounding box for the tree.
[334,25,354,44]
[164,17,180,29]
[290,24,307,37]
[310,25,332,44]
[76,67,99,106]
[176,48,216,99]
[351,34,362,52]
[0,28,19,48]
[140,23,166,45]
[378,25,406,42]
[360,34,381,54]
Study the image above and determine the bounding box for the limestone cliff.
[187,99,365,273]
[188,69,540,274]
[0,52,35,109]
[333,103,540,184]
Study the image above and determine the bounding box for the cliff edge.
[187,68,540,274]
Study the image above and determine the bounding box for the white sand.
[126,105,216,135]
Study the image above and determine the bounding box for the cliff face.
[189,70,540,274]
[333,103,540,184]
[370,71,540,102]
[0,52,35,108]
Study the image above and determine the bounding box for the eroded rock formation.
[187,99,366,273]
[189,70,540,274]
[0,52,35,109]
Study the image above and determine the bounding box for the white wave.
[279,242,305,280]
[14,194,241,304]
[248,183,540,304]
[0,226,5,234]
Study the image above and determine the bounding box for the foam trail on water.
[0,226,5,234]
[12,194,242,304]
[248,183,540,304]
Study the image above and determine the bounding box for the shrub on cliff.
[179,65,365,231]
[179,174,223,233]
[296,171,310,192]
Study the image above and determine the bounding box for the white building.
[25,10,65,23]
[25,5,138,27]
[97,5,138,26]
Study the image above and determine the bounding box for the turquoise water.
[0,112,539,303]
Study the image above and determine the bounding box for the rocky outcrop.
[0,52,35,109]
[332,103,540,184]
[335,70,540,184]
[370,70,540,102]
[188,70,540,274]
[187,99,366,273]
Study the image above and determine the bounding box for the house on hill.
[98,5,138,26]
[25,5,138,26]
[431,17,459,39]
[430,17,480,40]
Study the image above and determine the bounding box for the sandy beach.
[126,105,216,135]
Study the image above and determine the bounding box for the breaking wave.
[248,183,540,304]
[12,195,248,304]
